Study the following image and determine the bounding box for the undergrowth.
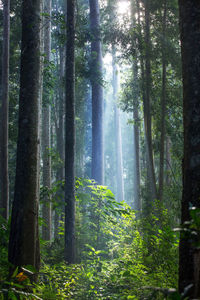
[0,179,180,299]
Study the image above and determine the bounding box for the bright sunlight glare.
[117,1,130,15]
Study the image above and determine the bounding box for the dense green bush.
[0,181,180,299]
[37,187,179,299]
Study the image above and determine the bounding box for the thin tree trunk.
[42,0,52,241]
[131,0,141,212]
[136,0,157,209]
[143,0,157,202]
[112,48,124,202]
[8,0,41,271]
[136,0,147,210]
[58,47,65,178]
[84,89,92,178]
[133,105,141,211]
[132,59,140,212]
[54,46,65,238]
[178,1,200,297]
[65,0,75,264]
[0,0,10,220]
[166,136,171,186]
[89,0,104,184]
[158,0,167,202]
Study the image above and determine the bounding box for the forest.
[0,0,199,299]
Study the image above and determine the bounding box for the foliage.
[43,58,56,106]
[38,187,180,299]
[175,206,200,249]
[0,215,9,280]
[0,266,42,300]
[75,178,128,261]
[0,186,181,299]
[41,178,128,264]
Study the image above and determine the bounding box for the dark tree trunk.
[89,0,104,184]
[65,0,75,264]
[0,0,10,220]
[8,0,41,271]
[42,0,52,241]
[178,1,200,297]
[158,0,167,202]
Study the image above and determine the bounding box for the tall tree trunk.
[136,0,157,209]
[143,0,157,203]
[0,0,10,220]
[54,46,65,239]
[166,136,171,186]
[42,0,52,241]
[58,47,65,178]
[131,0,141,212]
[89,0,104,184]
[8,0,41,271]
[158,0,167,202]
[112,48,124,202]
[133,106,140,211]
[84,89,92,178]
[178,1,200,297]
[65,0,75,264]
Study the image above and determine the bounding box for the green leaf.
[23,265,36,274]
[11,267,19,278]
[13,283,24,289]
[41,12,50,17]
[85,244,96,252]
[8,291,18,300]
[123,270,130,277]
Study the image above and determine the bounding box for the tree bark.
[89,0,104,184]
[131,0,141,212]
[166,136,171,186]
[112,48,124,202]
[133,108,140,211]
[54,46,65,239]
[42,0,52,241]
[178,1,200,297]
[143,0,157,203]
[65,0,76,264]
[0,0,10,220]
[136,0,157,209]
[158,0,167,202]
[8,0,41,271]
